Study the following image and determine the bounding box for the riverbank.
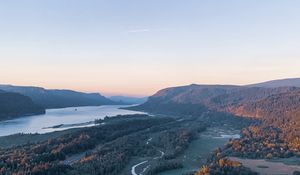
[0,105,145,137]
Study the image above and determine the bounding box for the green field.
[157,127,239,175]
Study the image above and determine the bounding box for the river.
[0,105,145,137]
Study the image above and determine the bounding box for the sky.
[0,0,300,97]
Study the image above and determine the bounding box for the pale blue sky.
[0,0,300,96]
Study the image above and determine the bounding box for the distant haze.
[0,1,300,96]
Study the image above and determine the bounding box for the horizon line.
[1,77,299,97]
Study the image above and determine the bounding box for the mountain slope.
[132,82,300,150]
[0,85,117,109]
[248,78,300,88]
[130,84,239,115]
[0,91,45,120]
[231,89,300,139]
[109,96,148,105]
[131,84,296,116]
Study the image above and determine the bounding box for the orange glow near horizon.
[1,60,299,97]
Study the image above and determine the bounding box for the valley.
[1,78,300,175]
[0,107,253,175]
[1,1,299,174]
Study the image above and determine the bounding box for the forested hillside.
[248,78,300,88]
[130,84,298,117]
[232,89,300,148]
[0,85,117,109]
[0,91,45,121]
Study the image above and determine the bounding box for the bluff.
[0,85,117,109]
[0,90,45,120]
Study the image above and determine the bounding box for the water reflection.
[0,105,145,137]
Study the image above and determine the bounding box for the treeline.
[224,126,295,159]
[146,160,183,175]
[195,124,300,174]
[129,102,209,116]
[195,148,258,175]
[196,159,257,175]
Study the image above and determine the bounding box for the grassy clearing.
[229,157,300,175]
[157,128,234,175]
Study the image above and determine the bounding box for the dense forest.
[0,114,174,174]
[0,90,45,121]
[0,110,254,175]
[231,89,300,147]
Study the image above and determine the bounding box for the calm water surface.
[0,105,145,137]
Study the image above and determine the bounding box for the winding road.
[131,161,149,175]
[131,149,165,175]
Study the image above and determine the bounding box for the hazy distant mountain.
[109,96,148,105]
[0,91,45,120]
[0,85,117,109]
[248,78,300,88]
